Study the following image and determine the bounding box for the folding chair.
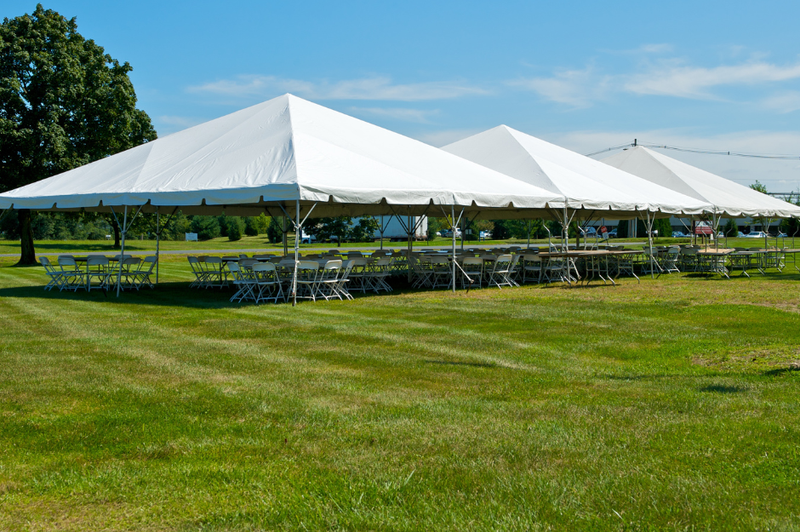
[228,262,256,303]
[369,257,394,293]
[86,255,112,292]
[488,254,515,289]
[295,261,321,301]
[460,257,483,289]
[252,262,284,303]
[132,256,157,290]
[317,259,343,301]
[335,260,355,300]
[40,256,65,291]
[57,256,85,291]
[428,256,451,290]
[188,256,206,288]
[521,254,543,284]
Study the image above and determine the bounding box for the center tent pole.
[380,216,384,250]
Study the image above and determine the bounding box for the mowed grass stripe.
[0,260,799,530]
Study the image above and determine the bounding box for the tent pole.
[292,201,302,307]
[646,212,654,279]
[407,213,412,283]
[452,205,457,293]
[155,208,160,284]
[292,201,300,307]
[380,215,384,250]
[116,206,128,298]
[713,210,719,251]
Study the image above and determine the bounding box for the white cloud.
[624,61,800,98]
[639,43,674,54]
[509,67,611,107]
[761,91,800,113]
[349,107,439,124]
[188,75,488,102]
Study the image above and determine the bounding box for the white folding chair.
[228,262,256,303]
[57,256,84,291]
[252,262,284,304]
[295,261,320,301]
[460,257,483,289]
[335,260,355,300]
[488,254,515,289]
[86,255,112,292]
[132,256,157,290]
[40,256,65,291]
[317,259,343,301]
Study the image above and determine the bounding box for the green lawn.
[0,255,799,530]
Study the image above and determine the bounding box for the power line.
[586,140,800,160]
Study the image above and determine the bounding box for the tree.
[750,180,768,194]
[348,216,379,242]
[227,217,243,241]
[0,5,156,264]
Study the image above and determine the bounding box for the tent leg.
[407,214,412,283]
[380,216,384,250]
[452,205,457,293]
[156,208,160,285]
[116,206,128,298]
[646,212,654,279]
[292,201,300,307]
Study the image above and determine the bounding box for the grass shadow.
[699,384,747,394]
[425,359,497,368]
[763,365,800,377]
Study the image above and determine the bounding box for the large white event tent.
[0,94,564,300]
[443,125,711,247]
[602,146,800,247]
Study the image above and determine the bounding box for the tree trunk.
[112,219,121,249]
[17,210,38,266]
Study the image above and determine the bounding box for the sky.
[5,0,800,192]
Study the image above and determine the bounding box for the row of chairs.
[41,255,156,292]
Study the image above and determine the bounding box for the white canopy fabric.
[602,146,800,219]
[443,125,711,218]
[0,94,563,217]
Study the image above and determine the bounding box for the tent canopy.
[0,94,564,218]
[443,125,711,219]
[601,146,800,219]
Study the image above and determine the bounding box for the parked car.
[744,231,767,238]
[737,231,746,237]
[607,229,617,238]
[479,230,492,239]
[440,228,462,238]
[582,227,597,237]
[778,232,787,237]
[672,231,689,238]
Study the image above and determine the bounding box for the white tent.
[601,146,800,219]
[443,125,711,263]
[0,94,565,299]
[0,95,562,216]
[443,125,711,218]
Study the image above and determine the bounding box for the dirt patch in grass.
[692,345,800,373]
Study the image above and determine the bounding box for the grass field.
[0,252,799,530]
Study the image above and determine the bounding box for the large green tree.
[0,4,156,264]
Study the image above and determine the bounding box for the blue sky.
[6,1,800,191]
